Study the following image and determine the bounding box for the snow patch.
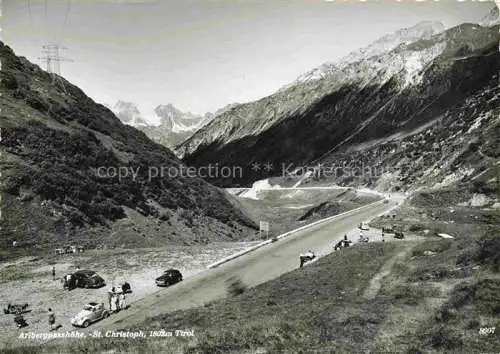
[458,193,494,207]
[437,233,455,239]
[402,42,446,87]
[466,112,489,133]
[433,168,475,189]
[240,179,281,200]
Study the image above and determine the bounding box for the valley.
[0,2,499,353]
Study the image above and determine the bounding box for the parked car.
[394,231,405,239]
[155,269,183,287]
[73,270,105,288]
[382,226,395,233]
[71,302,109,327]
[359,222,370,231]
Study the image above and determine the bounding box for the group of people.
[63,273,78,290]
[107,285,128,312]
[62,266,81,290]
[358,230,369,243]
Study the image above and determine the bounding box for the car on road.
[155,269,183,287]
[71,302,109,327]
[74,270,106,288]
[382,226,395,233]
[394,231,405,239]
[359,222,370,231]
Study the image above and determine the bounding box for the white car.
[359,222,370,231]
[71,302,109,327]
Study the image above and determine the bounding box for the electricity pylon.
[38,43,73,76]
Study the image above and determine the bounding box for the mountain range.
[0,43,258,248]
[1,6,498,249]
[109,101,239,148]
[176,15,499,195]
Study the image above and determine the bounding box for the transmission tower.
[38,44,73,76]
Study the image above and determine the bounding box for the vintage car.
[73,270,106,288]
[359,222,370,231]
[71,302,109,327]
[382,226,395,234]
[299,251,316,268]
[155,269,183,287]
[394,231,405,239]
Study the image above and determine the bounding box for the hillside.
[177,22,499,190]
[0,42,258,250]
[19,224,500,353]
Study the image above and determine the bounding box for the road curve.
[85,198,398,333]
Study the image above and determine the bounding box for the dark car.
[382,226,395,234]
[74,270,106,289]
[155,269,183,287]
[394,231,405,239]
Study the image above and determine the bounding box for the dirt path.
[362,241,422,300]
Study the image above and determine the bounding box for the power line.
[58,0,72,45]
[26,0,35,33]
[44,0,48,28]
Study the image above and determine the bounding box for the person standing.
[48,308,55,331]
[69,274,76,290]
[119,292,126,310]
[52,266,56,280]
[114,289,121,311]
[65,274,72,290]
[107,287,115,311]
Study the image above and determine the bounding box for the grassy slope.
[0,42,258,249]
[232,189,379,239]
[8,242,401,353]
[9,191,499,354]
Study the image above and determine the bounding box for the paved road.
[4,197,400,351]
[82,198,399,333]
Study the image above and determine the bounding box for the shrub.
[437,279,500,322]
[410,265,450,282]
[456,248,478,267]
[412,240,452,257]
[388,284,441,305]
[475,233,500,271]
[159,211,170,221]
[409,224,424,232]
[226,276,247,297]
[456,231,500,271]
[425,326,463,350]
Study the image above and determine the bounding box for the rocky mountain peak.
[293,20,446,85]
[479,4,499,26]
[112,100,148,126]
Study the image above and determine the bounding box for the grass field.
[4,194,499,353]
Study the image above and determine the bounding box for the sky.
[2,0,496,124]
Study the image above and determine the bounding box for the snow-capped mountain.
[214,102,240,117]
[176,21,454,160]
[109,100,241,148]
[153,104,212,133]
[480,4,500,26]
[112,101,149,127]
[292,21,446,85]
[177,15,499,189]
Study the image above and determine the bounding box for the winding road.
[5,194,403,350]
[84,196,401,333]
